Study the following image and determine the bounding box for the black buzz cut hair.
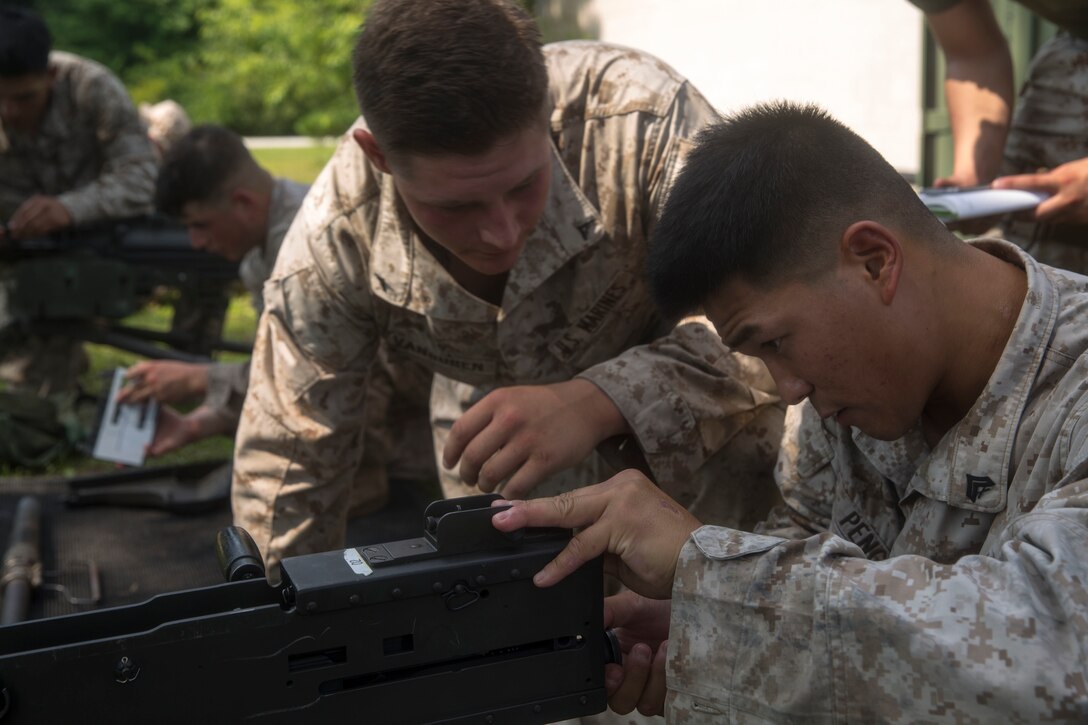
[647,101,948,318]
[0,7,52,78]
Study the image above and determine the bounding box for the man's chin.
[467,250,522,276]
[853,418,914,442]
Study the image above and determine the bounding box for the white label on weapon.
[344,548,373,576]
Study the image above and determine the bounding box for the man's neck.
[446,254,507,306]
[920,243,1028,446]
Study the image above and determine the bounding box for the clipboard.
[91,367,157,467]
[918,186,1048,222]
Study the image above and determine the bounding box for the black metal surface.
[0,494,607,724]
[0,473,437,620]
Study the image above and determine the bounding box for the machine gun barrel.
[0,497,41,626]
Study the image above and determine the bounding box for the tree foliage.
[27,0,369,137]
[32,0,211,80]
[24,0,549,137]
[177,0,370,136]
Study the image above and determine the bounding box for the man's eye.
[762,338,782,352]
[435,201,478,213]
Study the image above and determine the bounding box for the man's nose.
[189,231,208,250]
[478,200,520,249]
[765,362,812,405]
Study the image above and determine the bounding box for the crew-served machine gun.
[0,494,614,723]
[0,216,242,361]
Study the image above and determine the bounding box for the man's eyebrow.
[724,324,758,350]
[428,166,543,207]
[515,165,544,187]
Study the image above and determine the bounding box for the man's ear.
[353,129,394,174]
[840,221,902,305]
[230,187,257,210]
[229,187,265,226]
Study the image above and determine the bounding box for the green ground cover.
[251,141,339,184]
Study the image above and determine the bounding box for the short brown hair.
[352,0,547,160]
[155,124,256,217]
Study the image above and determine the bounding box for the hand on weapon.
[443,378,630,498]
[7,195,72,239]
[491,468,701,598]
[603,590,670,717]
[120,360,209,405]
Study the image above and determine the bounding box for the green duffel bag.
[0,390,83,468]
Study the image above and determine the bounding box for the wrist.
[185,405,233,441]
[189,364,211,398]
[570,377,630,442]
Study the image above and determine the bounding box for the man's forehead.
[703,276,791,345]
[181,200,227,223]
[0,72,51,97]
[397,128,551,195]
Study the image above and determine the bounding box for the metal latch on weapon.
[442,581,481,611]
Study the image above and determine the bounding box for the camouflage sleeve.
[203,360,251,429]
[578,317,780,491]
[232,214,380,567]
[54,66,156,224]
[666,421,1088,722]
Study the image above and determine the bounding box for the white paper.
[919,188,1048,222]
[92,367,157,467]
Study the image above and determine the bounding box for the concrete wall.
[536,0,926,176]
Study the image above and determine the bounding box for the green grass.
[251,142,339,184]
[0,294,258,479]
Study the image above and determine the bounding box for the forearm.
[927,0,1015,184]
[944,70,1013,184]
[204,361,250,428]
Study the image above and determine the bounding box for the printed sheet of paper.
[918,187,1048,222]
[92,367,157,467]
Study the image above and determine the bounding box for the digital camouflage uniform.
[0,51,157,395]
[0,51,157,224]
[1001,27,1088,272]
[668,240,1088,723]
[233,41,783,568]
